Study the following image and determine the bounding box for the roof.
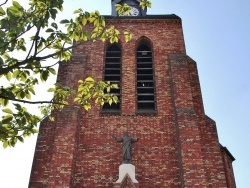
[220,144,236,161]
[112,0,141,2]
[103,14,181,20]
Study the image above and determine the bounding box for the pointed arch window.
[137,44,156,113]
[102,44,121,113]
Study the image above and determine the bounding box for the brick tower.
[29,0,236,187]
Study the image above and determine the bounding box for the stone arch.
[135,36,154,52]
[135,36,156,113]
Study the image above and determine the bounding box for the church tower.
[29,0,236,187]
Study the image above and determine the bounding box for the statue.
[113,131,139,164]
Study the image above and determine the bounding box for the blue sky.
[1,0,249,187]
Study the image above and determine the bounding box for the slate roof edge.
[103,14,181,20]
[220,144,236,161]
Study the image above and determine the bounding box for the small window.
[137,44,156,113]
[102,44,121,113]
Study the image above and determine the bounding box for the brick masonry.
[29,16,236,187]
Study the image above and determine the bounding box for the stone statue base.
[115,164,138,183]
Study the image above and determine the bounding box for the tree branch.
[0,95,67,106]
[0,0,8,7]
[0,24,35,51]
[26,26,40,60]
[0,40,86,75]
[18,60,60,70]
[36,37,57,56]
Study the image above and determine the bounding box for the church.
[29,0,236,187]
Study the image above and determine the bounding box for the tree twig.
[0,0,8,7]
[0,95,67,106]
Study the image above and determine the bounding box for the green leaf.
[0,56,3,66]
[82,16,87,25]
[112,84,119,89]
[0,30,5,38]
[28,88,35,95]
[2,108,13,114]
[20,91,25,98]
[2,115,13,124]
[3,140,8,149]
[78,80,83,84]
[32,129,39,134]
[106,87,110,93]
[49,116,55,121]
[140,0,152,9]
[7,6,21,16]
[108,98,112,105]
[13,1,22,9]
[49,9,57,20]
[83,104,91,111]
[17,136,24,143]
[13,103,21,109]
[12,70,20,78]
[25,92,31,100]
[85,77,94,82]
[110,37,116,44]
[37,41,43,51]
[113,95,118,103]
[101,100,104,106]
[46,28,54,33]
[60,19,70,24]
[47,87,56,92]
[73,9,82,14]
[20,72,27,81]
[22,118,27,125]
[48,68,56,75]
[20,46,26,51]
[74,97,80,103]
[51,23,58,29]
[10,137,17,147]
[5,72,11,81]
[8,130,14,137]
[0,7,6,16]
[40,70,49,81]
[124,31,133,42]
[3,99,9,106]
[3,53,10,60]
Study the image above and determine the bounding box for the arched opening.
[102,44,121,112]
[136,43,155,112]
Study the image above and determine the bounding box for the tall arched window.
[102,44,121,113]
[137,44,155,112]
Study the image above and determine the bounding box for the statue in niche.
[113,131,139,164]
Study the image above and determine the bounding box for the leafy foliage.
[0,0,151,148]
[140,0,152,10]
[74,77,119,111]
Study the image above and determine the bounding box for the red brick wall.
[29,17,235,188]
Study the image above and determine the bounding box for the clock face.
[130,7,139,16]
